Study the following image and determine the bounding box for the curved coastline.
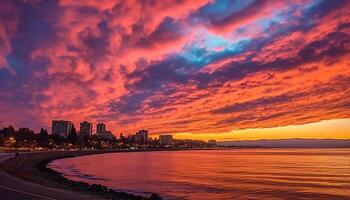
[0,150,162,200]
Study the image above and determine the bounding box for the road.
[0,186,53,200]
[0,153,101,200]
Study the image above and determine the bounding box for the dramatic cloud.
[0,0,349,136]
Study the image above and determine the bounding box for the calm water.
[49,149,350,199]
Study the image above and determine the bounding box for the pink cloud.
[0,1,18,74]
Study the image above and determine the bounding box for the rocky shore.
[0,150,163,200]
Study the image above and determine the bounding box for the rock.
[89,184,105,192]
[149,193,163,200]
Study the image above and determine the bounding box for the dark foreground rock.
[149,193,163,200]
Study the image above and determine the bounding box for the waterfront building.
[51,120,73,137]
[4,136,16,147]
[135,129,149,144]
[0,134,4,147]
[18,127,33,134]
[159,135,173,145]
[96,123,106,134]
[98,131,116,140]
[96,123,115,140]
[208,139,217,146]
[80,121,92,137]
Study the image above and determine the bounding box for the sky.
[0,0,349,140]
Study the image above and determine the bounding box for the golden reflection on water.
[49,149,350,200]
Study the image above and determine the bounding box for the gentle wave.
[49,149,350,200]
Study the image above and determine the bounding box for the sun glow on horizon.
[171,118,350,141]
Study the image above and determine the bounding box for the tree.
[38,128,49,144]
[67,125,78,145]
[49,134,65,147]
[79,135,91,149]
[16,127,35,144]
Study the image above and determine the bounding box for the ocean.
[48,149,350,199]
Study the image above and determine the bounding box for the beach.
[0,150,162,200]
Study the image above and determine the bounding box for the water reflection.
[49,149,350,199]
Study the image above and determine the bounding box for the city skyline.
[0,0,349,141]
[3,117,350,141]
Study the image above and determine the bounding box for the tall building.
[96,123,115,140]
[96,123,106,134]
[159,135,173,145]
[52,120,73,137]
[80,121,92,137]
[135,129,148,144]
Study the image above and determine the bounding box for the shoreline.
[1,148,349,199]
[0,150,163,200]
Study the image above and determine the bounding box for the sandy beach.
[0,150,162,200]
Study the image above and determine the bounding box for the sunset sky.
[0,0,349,140]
